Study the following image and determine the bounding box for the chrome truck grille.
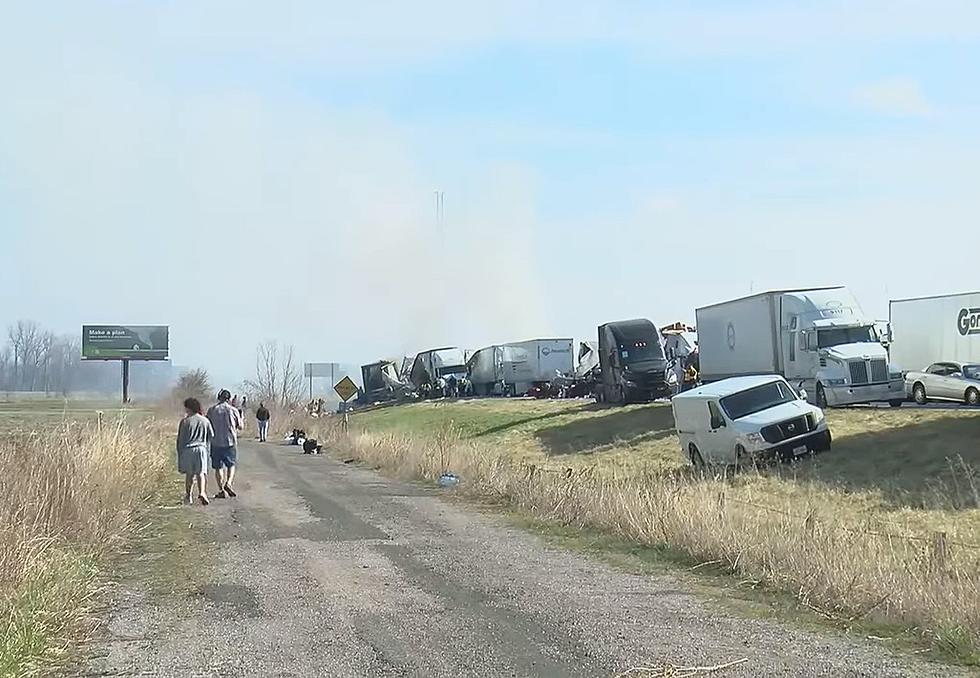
[870,359,888,383]
[847,359,888,385]
[848,361,869,385]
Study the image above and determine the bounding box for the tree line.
[0,320,82,394]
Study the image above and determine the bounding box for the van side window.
[707,401,726,429]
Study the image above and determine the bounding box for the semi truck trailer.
[696,287,904,407]
[467,338,574,396]
[889,291,980,371]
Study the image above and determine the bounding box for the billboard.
[304,362,339,378]
[82,325,169,360]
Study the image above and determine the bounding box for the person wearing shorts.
[207,389,243,498]
[176,397,213,505]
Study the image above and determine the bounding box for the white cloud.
[853,77,937,117]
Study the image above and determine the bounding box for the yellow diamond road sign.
[334,376,358,402]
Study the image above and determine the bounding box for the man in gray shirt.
[206,389,244,498]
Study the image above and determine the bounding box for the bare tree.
[0,345,10,391]
[7,320,41,391]
[244,341,303,410]
[172,368,213,404]
[36,331,55,393]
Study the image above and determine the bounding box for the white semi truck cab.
[697,287,906,408]
[799,317,905,407]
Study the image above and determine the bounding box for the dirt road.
[83,441,966,677]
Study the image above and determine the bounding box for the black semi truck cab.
[596,319,670,404]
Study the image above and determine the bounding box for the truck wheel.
[966,387,980,407]
[815,384,827,408]
[913,383,927,405]
[689,444,705,469]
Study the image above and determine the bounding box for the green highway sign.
[82,325,169,360]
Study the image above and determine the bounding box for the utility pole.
[434,190,445,236]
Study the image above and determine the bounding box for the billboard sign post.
[81,325,169,403]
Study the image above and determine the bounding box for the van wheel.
[913,383,927,405]
[689,444,705,469]
[734,444,751,470]
[966,387,980,407]
[815,384,827,408]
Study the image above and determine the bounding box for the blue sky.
[1,1,978,382]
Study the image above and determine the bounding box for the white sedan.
[905,362,980,406]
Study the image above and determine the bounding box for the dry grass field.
[0,400,170,677]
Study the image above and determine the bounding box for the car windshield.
[963,365,980,380]
[619,339,664,364]
[817,325,877,348]
[720,380,798,419]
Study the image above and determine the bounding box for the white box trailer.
[889,291,980,371]
[467,338,574,395]
[697,287,904,407]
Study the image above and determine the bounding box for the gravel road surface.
[81,441,969,678]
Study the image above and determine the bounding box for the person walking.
[207,389,243,498]
[255,402,271,442]
[176,397,214,505]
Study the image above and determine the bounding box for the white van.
[672,375,831,466]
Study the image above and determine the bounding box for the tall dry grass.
[0,417,171,677]
[316,419,980,663]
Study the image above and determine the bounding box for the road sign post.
[304,362,340,401]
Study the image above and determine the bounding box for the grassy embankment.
[0,399,170,677]
[328,398,980,664]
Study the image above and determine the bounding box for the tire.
[734,443,753,470]
[689,444,705,469]
[966,387,980,407]
[815,383,827,409]
[913,382,927,405]
[889,400,903,408]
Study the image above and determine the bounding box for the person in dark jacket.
[255,402,271,442]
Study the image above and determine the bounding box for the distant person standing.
[207,389,243,498]
[255,402,271,442]
[176,397,214,505]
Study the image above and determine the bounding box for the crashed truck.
[467,338,574,396]
[359,360,413,404]
[409,347,468,398]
